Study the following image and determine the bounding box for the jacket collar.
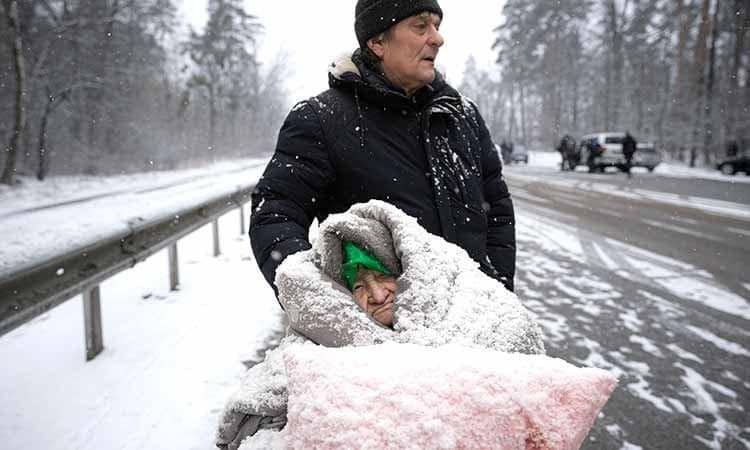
[328,49,460,110]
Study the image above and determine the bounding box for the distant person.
[500,140,512,165]
[557,135,576,171]
[726,140,739,158]
[622,132,637,178]
[249,0,517,298]
[556,138,566,171]
[585,139,597,170]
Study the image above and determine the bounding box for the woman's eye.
[353,285,363,291]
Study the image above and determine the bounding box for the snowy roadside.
[0,213,283,450]
[2,152,743,280]
[0,158,268,279]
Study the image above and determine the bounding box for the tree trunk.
[1,0,27,185]
[703,0,721,165]
[727,0,748,143]
[608,0,624,129]
[37,95,54,181]
[690,0,712,166]
[572,75,579,133]
[508,81,516,141]
[35,87,72,181]
[656,54,671,156]
[519,82,527,144]
[208,84,217,156]
[635,58,645,133]
[70,4,84,142]
[672,0,696,149]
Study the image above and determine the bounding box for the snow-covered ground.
[1,154,747,449]
[0,213,284,450]
[0,159,267,279]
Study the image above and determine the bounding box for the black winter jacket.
[250,51,516,294]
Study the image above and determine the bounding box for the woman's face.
[352,268,397,327]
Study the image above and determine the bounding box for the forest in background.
[0,0,288,185]
[460,0,750,166]
[3,1,750,184]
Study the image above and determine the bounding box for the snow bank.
[243,343,617,450]
[0,159,267,279]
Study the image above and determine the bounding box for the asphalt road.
[505,165,750,449]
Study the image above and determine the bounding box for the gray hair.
[360,29,393,69]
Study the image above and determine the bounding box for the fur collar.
[328,52,361,81]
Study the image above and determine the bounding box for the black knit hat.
[355,0,443,49]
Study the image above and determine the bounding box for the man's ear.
[367,34,386,58]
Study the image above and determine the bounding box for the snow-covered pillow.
[281,343,616,450]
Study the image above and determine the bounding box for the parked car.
[578,132,626,173]
[510,144,529,164]
[716,155,750,175]
[633,142,662,172]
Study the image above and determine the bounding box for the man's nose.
[429,27,444,48]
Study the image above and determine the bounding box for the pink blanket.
[281,343,617,450]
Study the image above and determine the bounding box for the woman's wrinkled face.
[352,268,397,327]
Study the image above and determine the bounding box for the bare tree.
[703,0,721,164]
[1,0,26,185]
[489,0,749,164]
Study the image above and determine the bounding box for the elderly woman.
[216,201,544,449]
[342,241,397,328]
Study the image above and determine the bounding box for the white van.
[579,132,626,172]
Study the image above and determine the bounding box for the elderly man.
[250,0,516,297]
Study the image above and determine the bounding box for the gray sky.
[179,1,507,100]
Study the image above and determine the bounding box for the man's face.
[352,268,397,327]
[370,12,444,96]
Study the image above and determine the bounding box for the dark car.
[716,155,750,175]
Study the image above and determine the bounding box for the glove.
[216,410,287,450]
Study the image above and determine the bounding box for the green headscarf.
[341,241,392,291]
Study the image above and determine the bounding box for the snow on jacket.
[218,200,543,448]
[249,49,516,295]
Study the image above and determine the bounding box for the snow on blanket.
[241,343,617,450]
[278,200,545,354]
[221,200,548,447]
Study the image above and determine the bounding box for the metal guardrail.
[0,184,255,360]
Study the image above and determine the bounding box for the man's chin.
[422,70,436,85]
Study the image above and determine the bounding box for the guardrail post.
[212,219,221,256]
[168,243,179,290]
[239,203,246,236]
[82,286,104,361]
